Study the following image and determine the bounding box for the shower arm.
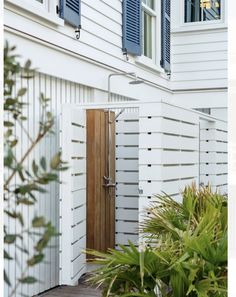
[108,72,136,102]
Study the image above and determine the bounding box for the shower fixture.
[107,71,143,102]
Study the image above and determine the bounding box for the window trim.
[137,0,162,70]
[5,0,64,26]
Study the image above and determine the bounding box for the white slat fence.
[115,109,139,247]
[200,119,228,194]
[138,102,200,221]
[60,105,87,285]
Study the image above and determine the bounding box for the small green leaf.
[5,98,17,105]
[40,157,47,171]
[19,276,37,284]
[50,153,61,170]
[5,211,24,226]
[10,139,18,148]
[27,254,44,266]
[17,198,34,205]
[17,88,27,97]
[32,160,39,176]
[4,234,17,244]
[4,121,14,127]
[4,270,11,286]
[4,250,13,260]
[32,216,45,228]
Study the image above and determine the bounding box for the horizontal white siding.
[171,29,227,90]
[4,0,170,99]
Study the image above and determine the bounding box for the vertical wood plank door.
[86,110,115,253]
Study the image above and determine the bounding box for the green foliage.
[87,185,227,297]
[4,42,68,296]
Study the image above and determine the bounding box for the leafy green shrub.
[87,185,227,297]
[4,42,67,297]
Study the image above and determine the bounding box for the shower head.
[129,79,144,85]
[129,75,144,85]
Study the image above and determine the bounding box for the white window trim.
[136,0,163,73]
[5,0,64,26]
[175,0,227,32]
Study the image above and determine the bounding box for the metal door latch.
[103,176,116,188]
[139,188,143,195]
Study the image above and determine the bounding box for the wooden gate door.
[86,110,115,252]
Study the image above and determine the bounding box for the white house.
[4,0,228,296]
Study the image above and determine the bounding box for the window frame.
[184,0,221,23]
[136,0,163,72]
[180,0,226,28]
[5,0,64,26]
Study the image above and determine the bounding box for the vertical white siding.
[5,72,93,297]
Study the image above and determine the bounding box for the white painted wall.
[4,0,228,111]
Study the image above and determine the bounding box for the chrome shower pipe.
[108,72,135,102]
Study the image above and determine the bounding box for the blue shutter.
[122,0,142,56]
[60,0,81,28]
[160,0,171,71]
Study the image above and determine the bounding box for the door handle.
[103,176,116,188]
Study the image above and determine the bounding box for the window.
[185,0,221,22]
[6,0,63,25]
[142,0,157,61]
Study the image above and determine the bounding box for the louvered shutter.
[160,0,171,71]
[60,0,81,28]
[122,0,142,56]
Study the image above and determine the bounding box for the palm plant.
[87,185,227,297]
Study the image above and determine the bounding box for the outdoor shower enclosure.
[60,100,228,285]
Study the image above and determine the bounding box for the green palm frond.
[86,185,227,297]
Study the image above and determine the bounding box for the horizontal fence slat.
[116,146,139,158]
[116,196,139,208]
[72,189,86,209]
[116,171,139,183]
[71,158,86,174]
[72,126,86,142]
[72,236,86,260]
[200,141,227,152]
[139,178,197,197]
[139,149,199,165]
[116,121,139,133]
[139,133,198,150]
[116,184,139,196]
[115,234,139,246]
[116,208,139,221]
[116,159,139,171]
[139,164,198,181]
[72,142,86,157]
[139,103,198,124]
[200,129,228,142]
[116,221,138,234]
[139,118,198,137]
[200,174,227,186]
[72,174,86,191]
[73,205,86,225]
[200,152,227,163]
[200,164,228,175]
[72,220,86,243]
[116,134,139,146]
